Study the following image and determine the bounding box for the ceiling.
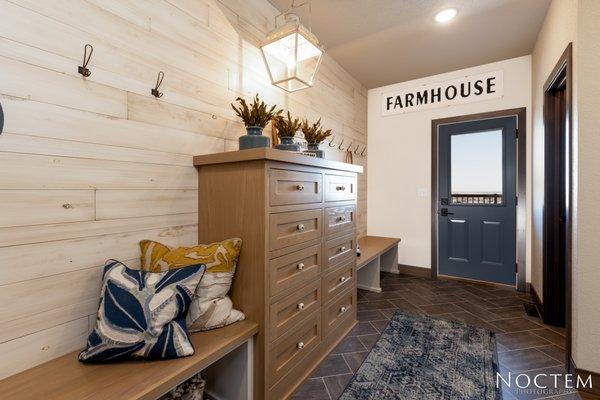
[267,0,551,88]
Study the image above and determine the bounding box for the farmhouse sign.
[381,70,503,116]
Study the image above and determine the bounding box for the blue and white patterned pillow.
[79,259,206,362]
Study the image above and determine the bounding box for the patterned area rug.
[339,310,501,400]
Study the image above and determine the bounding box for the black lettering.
[405,93,415,107]
[445,85,457,100]
[431,87,441,103]
[460,82,471,97]
[486,77,496,93]
[386,97,393,110]
[474,80,484,95]
[416,90,428,105]
[394,95,403,109]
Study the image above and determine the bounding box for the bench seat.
[0,321,258,400]
[356,235,401,292]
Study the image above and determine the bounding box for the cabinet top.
[194,148,363,173]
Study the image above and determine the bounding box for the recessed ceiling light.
[435,8,458,23]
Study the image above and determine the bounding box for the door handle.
[440,208,454,216]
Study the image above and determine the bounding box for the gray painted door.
[438,116,517,285]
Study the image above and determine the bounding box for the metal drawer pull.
[339,306,347,314]
[336,186,346,191]
[339,276,348,283]
[297,263,305,271]
[296,184,305,191]
[297,342,305,350]
[339,246,346,252]
[297,224,305,231]
[297,302,305,310]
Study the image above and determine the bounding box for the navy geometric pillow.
[79,260,206,362]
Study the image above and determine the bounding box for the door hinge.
[515,196,518,206]
[516,128,519,139]
[515,263,518,273]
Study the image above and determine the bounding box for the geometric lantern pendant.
[261,14,324,92]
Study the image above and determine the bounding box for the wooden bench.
[356,236,401,292]
[0,321,258,400]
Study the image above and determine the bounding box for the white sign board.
[381,70,504,116]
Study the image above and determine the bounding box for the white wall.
[367,56,532,280]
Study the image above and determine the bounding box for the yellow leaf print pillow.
[140,238,245,331]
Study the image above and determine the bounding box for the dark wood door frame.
[431,108,527,292]
[542,43,573,370]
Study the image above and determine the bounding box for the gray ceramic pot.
[307,143,325,158]
[238,126,270,150]
[275,136,301,152]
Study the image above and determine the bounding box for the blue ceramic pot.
[239,126,270,150]
[275,136,301,152]
[307,143,325,158]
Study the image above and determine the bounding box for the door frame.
[542,43,573,369]
[431,107,527,292]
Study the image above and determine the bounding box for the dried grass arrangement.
[301,118,332,144]
[273,111,302,138]
[231,94,281,128]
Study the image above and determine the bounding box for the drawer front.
[323,288,356,336]
[269,169,322,206]
[269,311,321,386]
[324,232,356,270]
[269,208,322,251]
[324,174,357,202]
[270,279,321,341]
[324,205,356,238]
[270,244,321,297]
[323,261,355,304]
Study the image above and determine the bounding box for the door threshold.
[438,274,516,289]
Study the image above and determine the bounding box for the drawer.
[323,261,355,304]
[269,311,321,386]
[269,169,322,206]
[324,205,356,238]
[323,288,356,336]
[270,244,321,297]
[270,279,321,341]
[324,232,356,269]
[324,174,357,202]
[269,208,322,250]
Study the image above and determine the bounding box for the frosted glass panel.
[451,130,503,204]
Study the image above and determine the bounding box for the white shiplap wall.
[0,0,367,378]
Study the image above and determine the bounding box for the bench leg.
[379,246,399,274]
[357,257,382,292]
[203,337,253,400]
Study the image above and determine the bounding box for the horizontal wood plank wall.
[0,0,367,378]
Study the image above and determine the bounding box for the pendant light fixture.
[260,1,323,92]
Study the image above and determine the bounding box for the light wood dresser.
[194,148,363,400]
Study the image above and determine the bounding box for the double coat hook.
[151,71,165,98]
[78,44,93,77]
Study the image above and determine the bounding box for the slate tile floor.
[292,272,598,400]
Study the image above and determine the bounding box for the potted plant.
[273,111,302,152]
[231,94,281,150]
[301,118,332,158]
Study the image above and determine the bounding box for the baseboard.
[530,284,544,319]
[357,284,382,293]
[570,357,600,396]
[397,264,430,277]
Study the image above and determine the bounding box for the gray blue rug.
[340,310,501,400]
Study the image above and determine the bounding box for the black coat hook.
[0,101,4,135]
[353,144,361,155]
[151,71,165,98]
[345,141,353,152]
[337,138,345,150]
[360,145,367,157]
[328,135,336,147]
[78,44,93,77]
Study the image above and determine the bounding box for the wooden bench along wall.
[357,236,401,292]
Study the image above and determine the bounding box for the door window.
[450,129,503,205]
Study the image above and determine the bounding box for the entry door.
[438,116,517,285]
